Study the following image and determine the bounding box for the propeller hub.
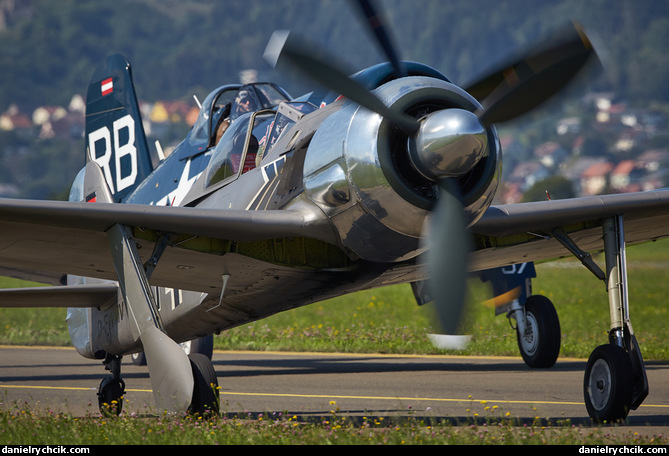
[408,108,488,181]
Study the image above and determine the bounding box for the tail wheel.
[188,353,219,416]
[584,344,633,423]
[516,295,561,368]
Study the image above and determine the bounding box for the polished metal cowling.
[303,77,501,262]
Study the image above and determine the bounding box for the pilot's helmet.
[231,89,258,120]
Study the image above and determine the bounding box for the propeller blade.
[425,178,472,337]
[467,22,597,127]
[350,0,406,77]
[264,30,419,135]
[264,19,598,345]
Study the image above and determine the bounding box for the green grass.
[0,278,70,346]
[0,400,666,445]
[216,238,669,360]
[1,239,668,359]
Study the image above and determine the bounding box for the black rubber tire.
[188,353,219,416]
[98,376,125,416]
[584,344,633,423]
[516,295,561,368]
[188,335,214,360]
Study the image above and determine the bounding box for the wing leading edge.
[0,188,668,294]
[470,189,669,271]
[0,197,331,243]
[0,197,336,293]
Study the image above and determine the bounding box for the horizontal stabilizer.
[0,284,118,308]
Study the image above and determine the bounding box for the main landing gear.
[86,162,220,416]
[102,221,219,416]
[508,294,561,368]
[480,262,561,368]
[98,348,219,416]
[502,216,648,422]
[553,217,648,422]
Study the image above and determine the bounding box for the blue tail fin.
[85,55,153,203]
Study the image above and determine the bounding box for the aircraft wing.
[0,197,334,295]
[469,189,669,271]
[0,189,668,301]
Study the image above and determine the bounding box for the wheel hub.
[588,359,612,411]
[519,313,538,356]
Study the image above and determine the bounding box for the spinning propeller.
[264,0,597,341]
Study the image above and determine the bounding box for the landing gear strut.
[87,163,218,415]
[97,350,219,416]
[555,216,648,422]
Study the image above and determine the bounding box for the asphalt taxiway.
[1,346,667,431]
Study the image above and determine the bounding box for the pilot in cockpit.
[230,88,260,121]
[213,88,258,146]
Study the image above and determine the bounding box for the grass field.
[1,400,665,445]
[1,239,668,360]
[0,239,668,445]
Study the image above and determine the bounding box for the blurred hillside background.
[0,0,668,201]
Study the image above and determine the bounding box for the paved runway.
[1,346,668,431]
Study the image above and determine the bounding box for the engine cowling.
[303,76,501,263]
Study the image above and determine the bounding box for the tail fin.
[85,54,153,203]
